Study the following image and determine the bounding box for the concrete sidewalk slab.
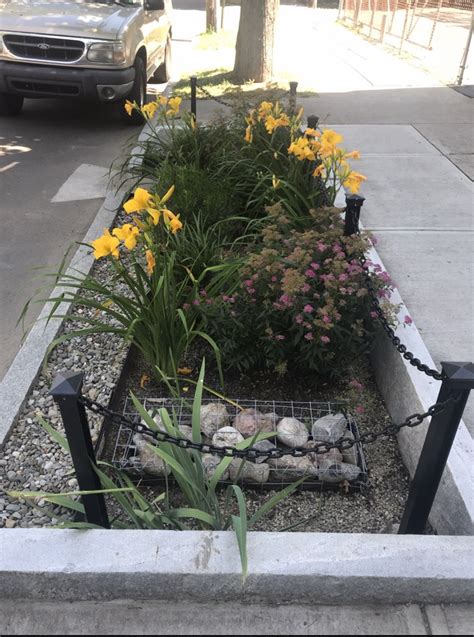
[333,124,440,155]
[449,154,474,181]
[413,123,474,156]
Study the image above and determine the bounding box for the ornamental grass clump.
[202,204,395,377]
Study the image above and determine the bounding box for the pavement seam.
[411,123,473,179]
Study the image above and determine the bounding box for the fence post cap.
[441,362,474,389]
[345,193,365,204]
[50,370,85,398]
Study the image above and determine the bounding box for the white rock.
[200,403,230,438]
[277,417,309,448]
[311,413,347,443]
[212,426,244,448]
[202,454,229,481]
[133,434,170,477]
[341,429,358,465]
[317,459,360,483]
[252,439,278,463]
[268,455,318,479]
[229,459,270,483]
[234,408,276,438]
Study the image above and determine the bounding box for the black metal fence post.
[307,114,319,129]
[344,193,365,236]
[50,371,110,529]
[190,75,197,119]
[399,362,474,534]
[289,81,298,115]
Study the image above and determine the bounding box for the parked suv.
[0,0,172,123]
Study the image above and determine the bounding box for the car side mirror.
[145,0,165,10]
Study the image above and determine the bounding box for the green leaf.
[248,479,305,527]
[38,417,69,453]
[230,485,248,582]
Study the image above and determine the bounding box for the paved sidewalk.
[1,600,473,635]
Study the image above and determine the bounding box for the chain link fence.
[338,0,474,84]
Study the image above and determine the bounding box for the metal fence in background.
[338,0,474,84]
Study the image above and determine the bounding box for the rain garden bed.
[1,95,419,569]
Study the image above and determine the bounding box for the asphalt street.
[0,98,142,381]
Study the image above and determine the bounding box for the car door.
[141,0,170,77]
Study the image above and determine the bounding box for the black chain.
[80,395,453,459]
[359,254,444,381]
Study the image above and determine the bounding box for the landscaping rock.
[251,439,278,463]
[233,408,276,438]
[132,434,170,477]
[317,459,360,483]
[229,459,270,483]
[200,403,230,438]
[268,455,319,480]
[306,445,343,464]
[212,426,244,448]
[341,429,358,465]
[202,454,229,481]
[277,417,309,448]
[179,425,193,442]
[311,413,347,443]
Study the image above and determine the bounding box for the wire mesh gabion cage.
[111,397,369,493]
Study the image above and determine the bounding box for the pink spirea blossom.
[322,315,331,323]
[310,262,320,270]
[304,332,314,340]
[305,269,316,278]
[193,299,200,306]
[404,315,413,325]
[275,334,285,341]
[301,283,310,293]
[339,273,348,282]
[303,304,314,313]
[271,275,278,282]
[320,335,330,344]
[349,380,363,390]
[244,279,253,287]
[370,311,378,319]
[295,314,304,324]
[183,303,191,311]
[355,405,365,414]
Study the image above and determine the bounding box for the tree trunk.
[206,0,218,32]
[233,0,279,83]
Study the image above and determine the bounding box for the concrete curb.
[367,243,474,536]
[0,529,473,604]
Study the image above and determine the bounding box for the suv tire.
[152,36,171,83]
[0,93,24,116]
[120,56,147,126]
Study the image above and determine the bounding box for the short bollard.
[399,362,474,534]
[344,193,365,236]
[190,75,197,119]
[307,114,319,129]
[50,371,110,529]
[289,81,298,115]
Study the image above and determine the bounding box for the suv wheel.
[120,57,147,126]
[0,93,24,116]
[152,36,172,84]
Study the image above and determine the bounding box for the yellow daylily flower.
[112,224,140,250]
[343,171,367,194]
[146,208,161,225]
[124,100,134,116]
[344,150,361,160]
[142,101,158,119]
[272,175,281,189]
[169,216,183,234]
[124,188,153,214]
[160,184,175,205]
[313,164,325,178]
[91,229,120,260]
[304,128,320,137]
[158,95,168,106]
[245,124,253,143]
[167,96,182,116]
[258,101,273,120]
[320,129,344,147]
[288,137,316,161]
[146,249,156,275]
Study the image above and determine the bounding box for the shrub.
[201,204,395,378]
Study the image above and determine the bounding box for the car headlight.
[87,42,126,64]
